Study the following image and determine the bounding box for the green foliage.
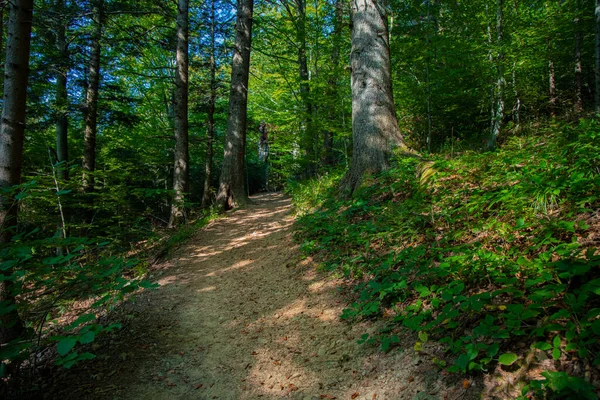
[0,166,215,374]
[520,371,598,400]
[292,119,600,390]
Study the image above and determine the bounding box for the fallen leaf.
[251,351,258,355]
[273,361,280,365]
[462,379,471,389]
[351,392,360,399]
[166,382,176,387]
[320,395,336,399]
[195,384,203,389]
[408,376,415,383]
[288,384,299,392]
[372,394,377,399]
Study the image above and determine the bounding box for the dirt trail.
[50,193,479,400]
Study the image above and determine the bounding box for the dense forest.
[1,0,600,398]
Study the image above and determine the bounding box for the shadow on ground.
[35,192,481,400]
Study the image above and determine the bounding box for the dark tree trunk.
[596,0,600,113]
[82,0,102,192]
[216,0,253,210]
[202,0,217,209]
[55,0,69,180]
[169,0,189,227]
[340,0,404,195]
[0,0,33,346]
[323,0,343,166]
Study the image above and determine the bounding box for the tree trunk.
[425,0,432,153]
[169,0,190,227]
[340,0,404,195]
[548,40,557,117]
[574,7,583,113]
[296,0,315,175]
[215,0,253,210]
[55,0,69,181]
[323,0,343,166]
[596,0,600,113]
[0,0,33,346]
[488,0,504,150]
[82,0,103,192]
[202,0,217,209]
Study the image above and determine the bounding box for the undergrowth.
[290,119,600,399]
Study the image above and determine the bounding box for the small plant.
[291,119,600,396]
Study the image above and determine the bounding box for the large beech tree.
[0,0,34,345]
[169,0,190,227]
[340,0,404,195]
[216,0,254,210]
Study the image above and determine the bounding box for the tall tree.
[0,0,34,345]
[548,39,557,117]
[488,0,504,150]
[294,0,315,174]
[169,0,190,227]
[202,0,217,209]
[55,0,69,180]
[322,0,343,166]
[595,0,600,113]
[574,0,583,113]
[215,0,254,209]
[340,0,404,195]
[82,0,103,192]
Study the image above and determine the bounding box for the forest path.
[54,192,475,400]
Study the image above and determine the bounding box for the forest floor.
[46,192,483,400]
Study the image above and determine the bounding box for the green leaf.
[552,347,561,360]
[79,331,96,345]
[553,335,561,348]
[57,338,77,356]
[498,353,519,366]
[66,313,96,331]
[534,342,552,351]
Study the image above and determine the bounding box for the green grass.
[291,119,600,399]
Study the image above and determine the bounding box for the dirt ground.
[42,192,484,400]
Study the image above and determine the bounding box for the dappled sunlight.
[52,192,468,400]
[205,259,253,277]
[242,347,322,398]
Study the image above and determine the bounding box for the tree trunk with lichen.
[202,0,217,209]
[340,0,404,195]
[169,0,190,227]
[216,0,253,210]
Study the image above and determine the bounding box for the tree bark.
[323,0,343,166]
[574,6,583,113]
[169,0,190,227]
[340,0,404,195]
[596,0,600,113]
[295,0,315,175]
[202,0,217,209]
[548,40,557,117]
[55,0,69,181]
[82,0,103,192]
[488,0,504,150]
[0,0,33,346]
[215,0,253,210]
